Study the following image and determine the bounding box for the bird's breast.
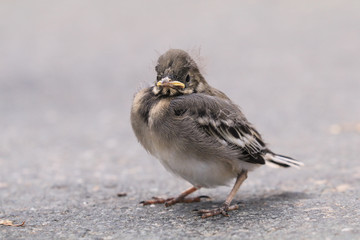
[131,89,252,188]
[152,146,237,188]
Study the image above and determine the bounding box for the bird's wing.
[170,94,267,164]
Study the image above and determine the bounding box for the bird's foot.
[140,195,210,206]
[195,204,239,218]
[165,195,210,207]
[140,197,172,205]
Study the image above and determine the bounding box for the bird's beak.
[157,77,185,89]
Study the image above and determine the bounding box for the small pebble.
[117,192,127,197]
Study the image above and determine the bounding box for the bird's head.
[152,49,208,96]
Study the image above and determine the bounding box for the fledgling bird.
[131,49,303,218]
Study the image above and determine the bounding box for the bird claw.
[140,197,174,205]
[195,204,239,218]
[140,195,210,206]
[198,195,211,199]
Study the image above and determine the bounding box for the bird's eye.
[185,74,190,82]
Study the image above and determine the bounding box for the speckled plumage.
[131,49,302,218]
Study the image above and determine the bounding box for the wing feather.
[171,94,267,164]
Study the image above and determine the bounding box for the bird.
[131,49,303,218]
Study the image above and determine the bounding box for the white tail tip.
[264,153,304,168]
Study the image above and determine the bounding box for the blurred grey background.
[0,1,359,239]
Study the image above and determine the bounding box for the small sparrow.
[131,49,303,218]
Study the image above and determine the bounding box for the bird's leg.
[141,186,210,206]
[197,170,248,218]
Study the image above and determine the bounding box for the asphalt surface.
[1,1,360,239]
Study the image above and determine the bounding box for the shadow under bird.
[131,49,303,218]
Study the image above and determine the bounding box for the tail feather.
[264,152,303,168]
